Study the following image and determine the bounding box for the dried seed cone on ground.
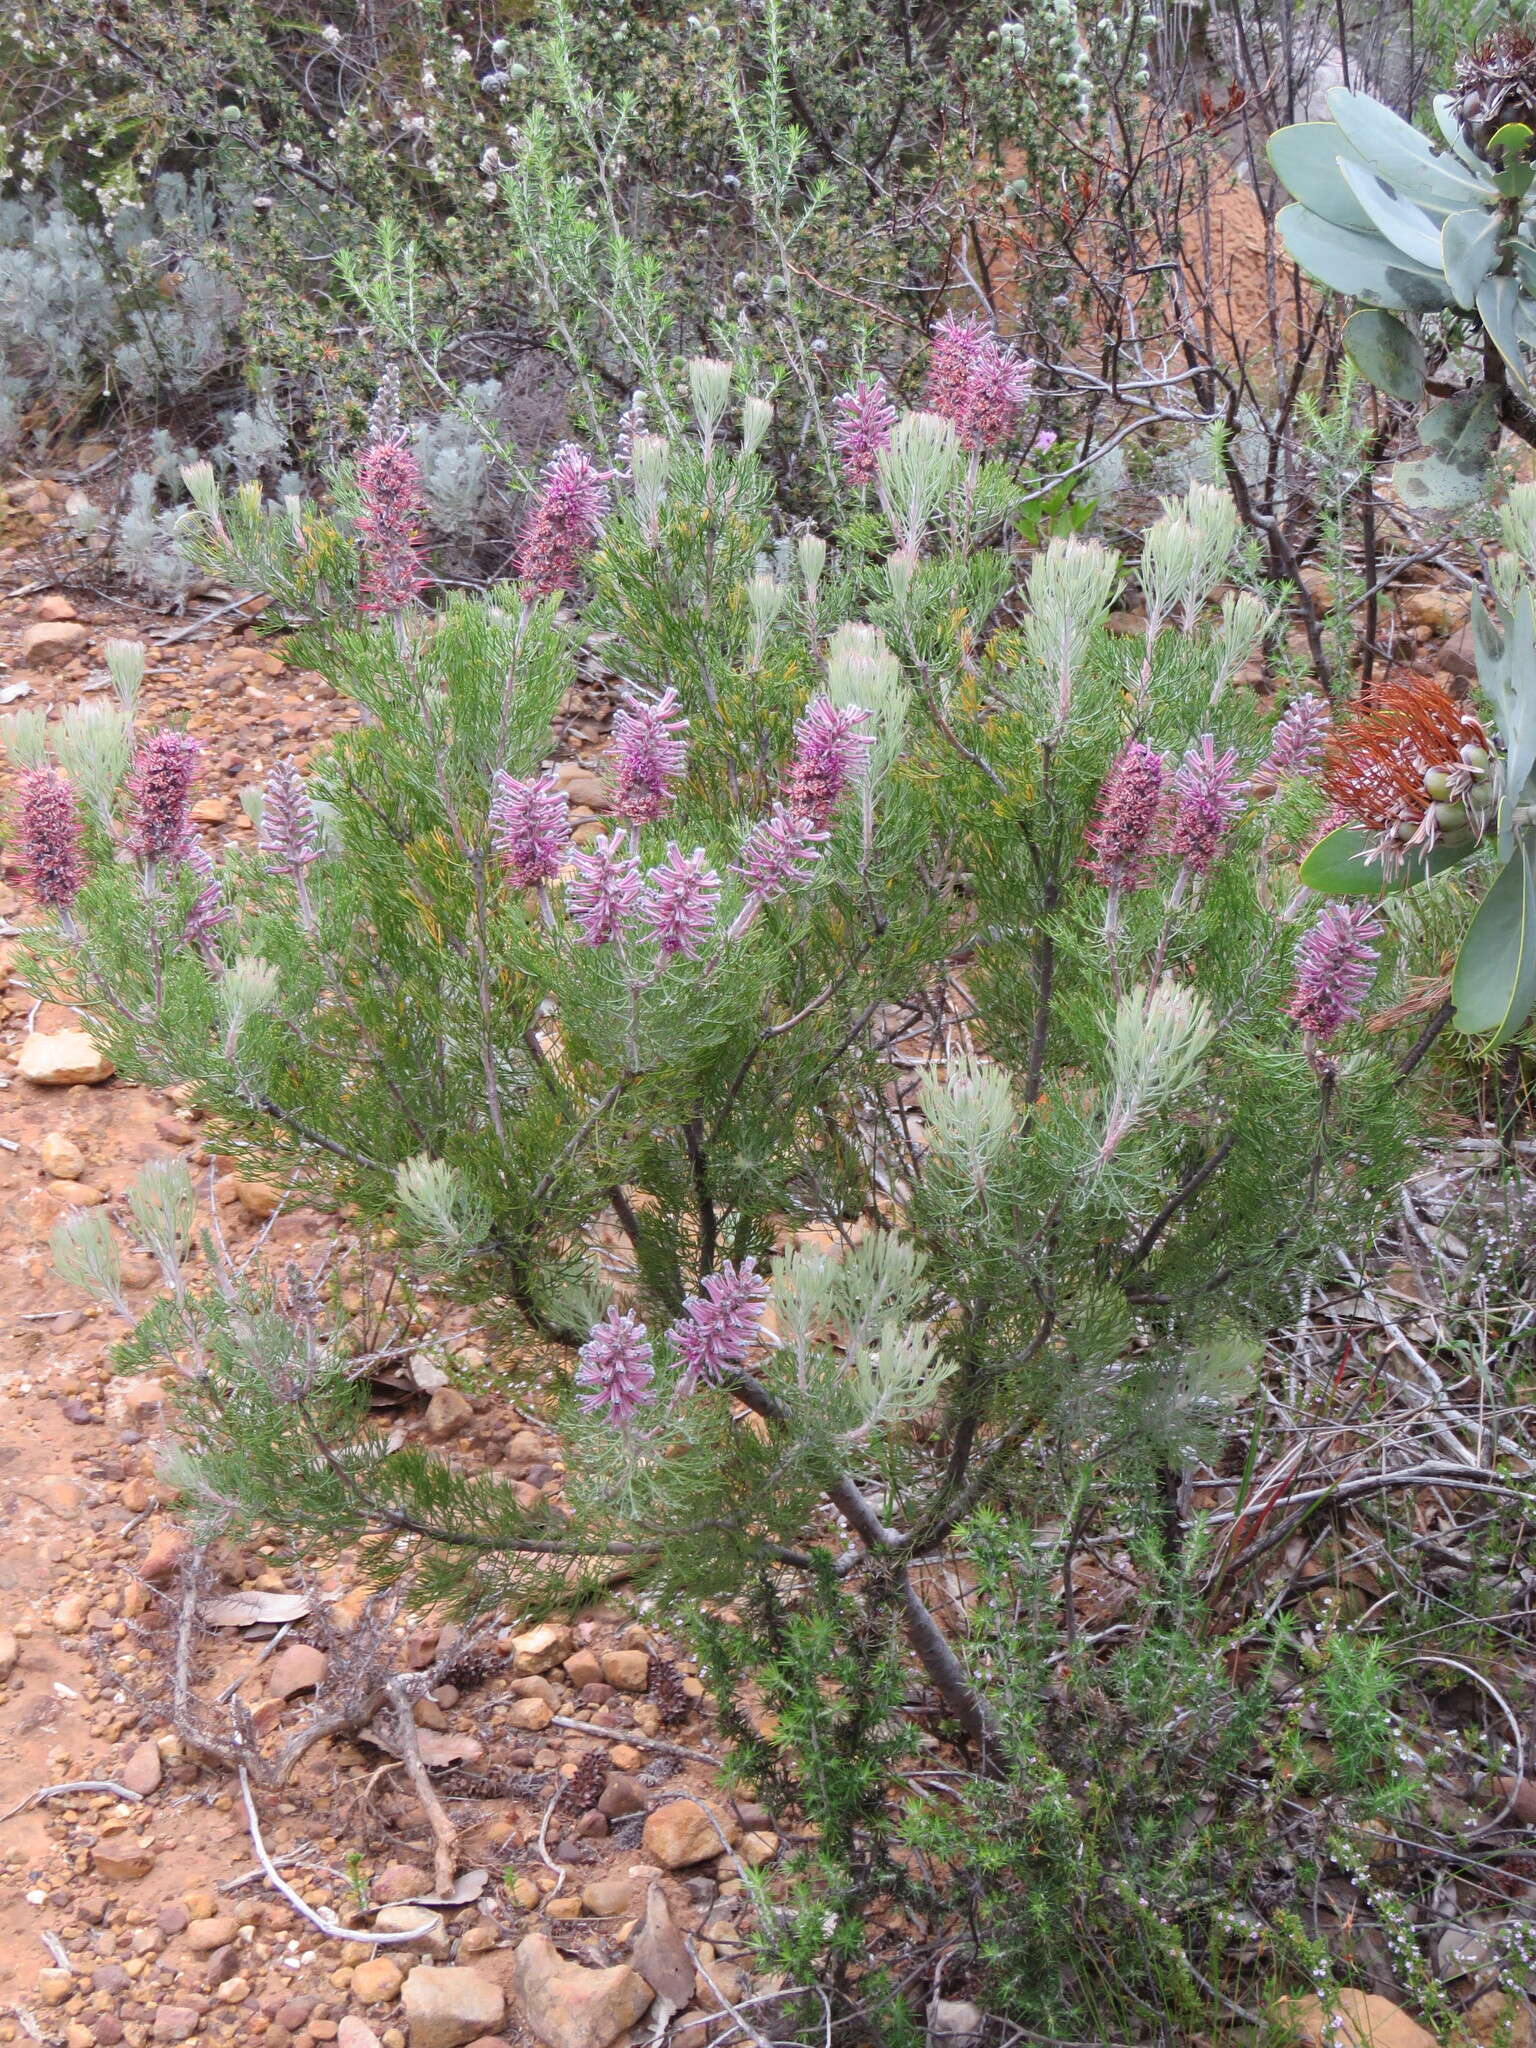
[563,1746,609,1813]
[649,1656,691,1727]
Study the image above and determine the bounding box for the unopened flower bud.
[1422,767,1453,800]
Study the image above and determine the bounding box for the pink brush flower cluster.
[638,844,720,958]
[489,771,570,888]
[1084,741,1167,890]
[575,1306,656,1423]
[1263,694,1332,779]
[566,830,644,945]
[831,378,898,488]
[260,759,322,881]
[669,1257,769,1389]
[515,444,612,598]
[126,731,200,865]
[785,696,873,827]
[16,769,85,911]
[925,314,1032,453]
[182,838,232,951]
[1169,735,1245,874]
[611,688,689,825]
[1288,901,1383,1042]
[355,436,430,613]
[734,806,826,905]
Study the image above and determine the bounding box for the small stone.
[92,1838,157,1881]
[352,1958,405,2005]
[216,1977,250,2004]
[265,1643,327,1698]
[156,1904,190,1938]
[641,1799,739,1870]
[21,619,89,666]
[182,1887,220,1920]
[457,1925,498,1956]
[738,1830,777,1868]
[423,1387,474,1441]
[374,1907,450,1958]
[35,592,79,621]
[400,1964,505,2048]
[1491,1774,1536,1826]
[928,2002,985,2047]
[607,1744,643,1772]
[505,1697,553,1732]
[42,1176,108,1204]
[562,1649,602,1689]
[511,1935,652,2048]
[509,1878,540,1910]
[121,1741,164,1797]
[1277,1992,1437,2048]
[372,1863,431,1906]
[38,1967,76,2005]
[107,1376,164,1432]
[338,2022,386,2048]
[150,2006,201,2042]
[599,1650,649,1693]
[596,1775,645,1820]
[19,1029,114,1085]
[40,1131,86,1178]
[186,1915,240,1954]
[509,1623,573,1676]
[544,1895,582,1920]
[190,797,230,823]
[54,1590,92,1633]
[579,1878,640,1918]
[235,1179,283,1218]
[0,1630,18,1674]
[140,1526,190,1583]
[1466,1992,1536,2048]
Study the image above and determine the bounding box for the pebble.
[350,1958,404,2005]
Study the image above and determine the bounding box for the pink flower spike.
[515,443,612,598]
[611,687,689,825]
[575,1306,656,1423]
[1084,741,1167,891]
[565,829,644,946]
[785,696,874,828]
[126,731,200,865]
[638,843,720,959]
[1263,695,1332,780]
[832,378,898,488]
[669,1256,770,1390]
[1288,901,1383,1042]
[733,806,827,905]
[260,759,322,879]
[355,434,430,613]
[489,770,570,888]
[16,769,85,911]
[1170,734,1245,875]
[925,314,1032,454]
[182,836,232,951]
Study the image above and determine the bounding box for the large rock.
[401,1965,505,2048]
[1278,1991,1437,2048]
[511,1934,652,2048]
[20,619,88,667]
[641,1798,739,1869]
[18,1029,114,1085]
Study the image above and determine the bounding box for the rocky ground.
[0,469,791,2048]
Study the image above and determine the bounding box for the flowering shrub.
[17,345,1421,1773]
